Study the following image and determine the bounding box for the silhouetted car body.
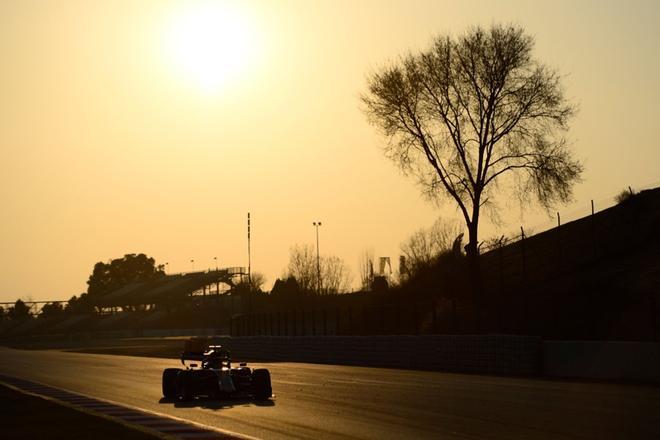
[162,341,272,401]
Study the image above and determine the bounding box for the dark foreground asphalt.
[0,347,658,439]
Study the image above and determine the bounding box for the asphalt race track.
[0,347,659,439]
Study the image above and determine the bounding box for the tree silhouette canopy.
[40,302,64,319]
[86,253,165,298]
[362,24,583,257]
[7,299,31,320]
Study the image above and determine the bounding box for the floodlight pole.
[247,212,251,287]
[313,221,322,294]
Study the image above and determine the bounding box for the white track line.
[0,374,259,440]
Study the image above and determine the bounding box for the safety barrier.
[212,334,541,375]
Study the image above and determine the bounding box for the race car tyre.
[176,371,193,401]
[162,368,180,399]
[251,369,272,400]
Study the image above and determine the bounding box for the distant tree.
[65,293,94,314]
[285,245,318,293]
[358,248,375,291]
[7,299,31,320]
[284,244,353,294]
[400,218,462,277]
[0,306,5,321]
[234,272,267,296]
[321,256,353,294]
[86,253,165,299]
[372,275,389,293]
[248,272,267,292]
[270,276,302,302]
[362,24,583,259]
[40,302,64,319]
[615,186,636,204]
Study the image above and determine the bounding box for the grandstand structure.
[96,267,248,311]
[1,267,248,317]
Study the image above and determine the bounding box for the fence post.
[650,292,658,342]
[432,306,437,334]
[348,307,353,335]
[498,239,504,333]
[412,303,418,335]
[520,226,526,284]
[591,199,597,259]
[520,226,528,330]
[557,212,561,267]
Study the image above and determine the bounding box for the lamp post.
[165,262,169,274]
[313,221,322,294]
[213,256,218,271]
[190,259,195,272]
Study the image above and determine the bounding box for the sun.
[164,3,257,93]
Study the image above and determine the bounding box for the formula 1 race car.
[162,339,272,401]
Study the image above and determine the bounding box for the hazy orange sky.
[1,0,659,303]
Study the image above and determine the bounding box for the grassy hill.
[476,187,660,340]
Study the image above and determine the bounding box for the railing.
[479,182,659,255]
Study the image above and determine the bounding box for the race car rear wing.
[180,340,230,367]
[180,351,205,364]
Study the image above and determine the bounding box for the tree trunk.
[467,206,482,332]
[466,222,479,258]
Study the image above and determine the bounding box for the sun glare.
[164,3,257,93]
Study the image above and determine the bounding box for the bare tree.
[286,244,317,293]
[615,186,636,204]
[401,217,462,276]
[358,248,375,290]
[249,272,267,292]
[321,256,353,294]
[285,244,353,294]
[362,24,583,259]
